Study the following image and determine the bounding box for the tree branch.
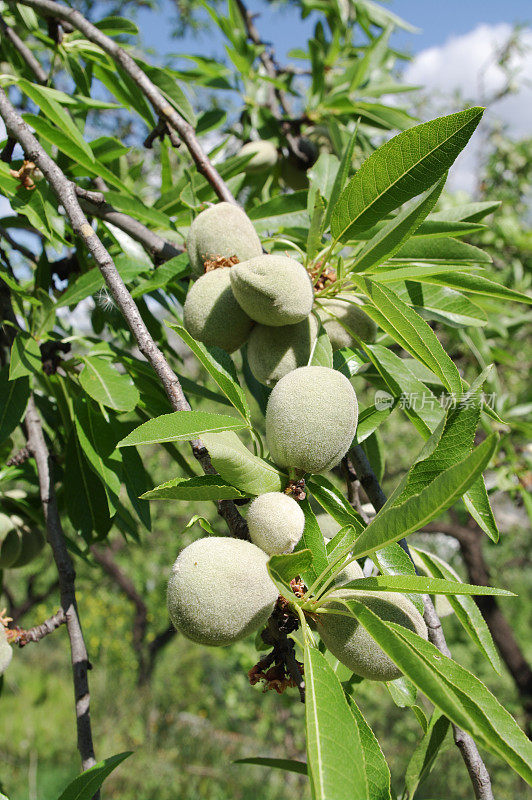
[9,607,66,645]
[423,519,532,737]
[0,85,246,540]
[0,13,48,84]
[14,0,236,204]
[349,444,494,800]
[24,394,97,773]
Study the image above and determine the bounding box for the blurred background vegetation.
[0,0,531,798]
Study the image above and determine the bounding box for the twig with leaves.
[349,444,494,800]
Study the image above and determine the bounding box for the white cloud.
[403,23,532,192]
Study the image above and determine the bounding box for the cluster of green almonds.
[183,202,377,387]
[171,203,427,681]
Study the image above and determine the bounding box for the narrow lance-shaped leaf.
[341,600,532,785]
[331,107,484,240]
[351,435,498,558]
[57,751,132,800]
[304,644,369,800]
[167,324,250,420]
[141,474,250,501]
[118,410,249,447]
[324,574,514,598]
[354,277,463,397]
[351,176,446,273]
[413,547,502,672]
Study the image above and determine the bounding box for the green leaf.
[65,433,112,540]
[167,324,250,420]
[354,278,463,397]
[347,697,392,800]
[0,367,29,443]
[296,499,329,585]
[343,600,532,785]
[79,358,139,412]
[355,403,395,443]
[351,177,445,272]
[141,474,249,501]
[308,317,333,368]
[234,758,307,775]
[57,751,132,800]
[307,475,365,533]
[17,78,95,161]
[305,644,369,800]
[201,431,285,495]
[94,15,139,35]
[404,710,450,798]
[388,282,487,328]
[351,435,498,558]
[73,399,122,515]
[56,269,104,308]
[325,127,358,228]
[414,548,501,672]
[331,108,484,240]
[118,411,249,447]
[22,114,129,193]
[103,191,175,230]
[328,574,513,597]
[9,332,41,380]
[121,447,151,530]
[389,236,491,265]
[430,200,501,223]
[268,550,313,597]
[464,475,499,542]
[365,345,443,437]
[417,272,532,305]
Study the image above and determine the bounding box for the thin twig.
[14,0,236,203]
[24,395,97,773]
[0,13,48,84]
[349,444,494,800]
[9,607,66,645]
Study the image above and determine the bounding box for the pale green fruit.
[238,140,278,172]
[317,591,428,681]
[247,315,319,386]
[230,255,314,326]
[317,295,377,350]
[186,202,262,277]
[247,492,305,555]
[167,537,278,646]
[333,559,364,587]
[0,624,12,676]
[183,268,254,353]
[10,527,46,568]
[265,366,358,474]
[0,528,22,568]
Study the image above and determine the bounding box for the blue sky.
[136,0,531,63]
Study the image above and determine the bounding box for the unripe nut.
[230,255,314,326]
[183,268,253,353]
[247,492,305,555]
[167,537,278,647]
[247,315,319,386]
[317,592,428,681]
[317,295,377,351]
[0,623,12,676]
[238,140,278,172]
[333,559,364,587]
[186,202,262,277]
[265,366,358,473]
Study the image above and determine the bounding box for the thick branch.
[0,86,246,539]
[24,395,97,772]
[15,0,235,203]
[0,13,48,84]
[349,444,494,800]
